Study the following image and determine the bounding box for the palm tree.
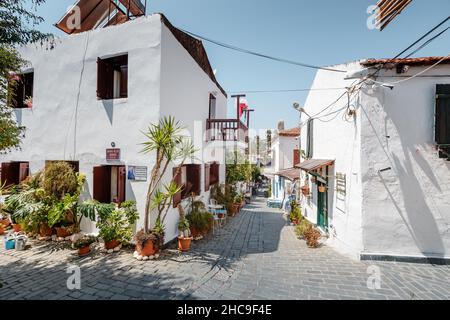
[141,116,196,234]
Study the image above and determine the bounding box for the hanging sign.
[128,166,147,181]
[106,148,121,161]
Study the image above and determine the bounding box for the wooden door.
[117,166,126,204]
[93,166,111,203]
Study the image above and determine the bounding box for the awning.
[295,159,334,172]
[274,168,300,181]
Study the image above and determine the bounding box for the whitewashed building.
[264,121,300,207]
[0,6,250,243]
[299,57,450,262]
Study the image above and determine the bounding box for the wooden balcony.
[206,119,249,142]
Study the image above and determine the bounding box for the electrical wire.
[228,87,346,94]
[404,27,450,59]
[179,28,346,73]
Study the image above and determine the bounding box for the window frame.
[97,54,128,100]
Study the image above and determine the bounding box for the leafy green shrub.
[96,201,139,244]
[295,219,311,238]
[186,209,213,233]
[42,162,78,199]
[73,235,97,249]
[289,201,302,223]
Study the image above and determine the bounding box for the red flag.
[239,98,248,118]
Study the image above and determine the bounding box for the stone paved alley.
[1,197,450,300]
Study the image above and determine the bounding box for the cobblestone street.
[1,197,450,300]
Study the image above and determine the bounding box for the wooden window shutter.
[18,162,30,183]
[204,163,211,192]
[293,149,300,166]
[173,166,182,208]
[210,162,219,185]
[93,166,111,203]
[97,58,113,99]
[436,84,450,145]
[117,166,126,204]
[120,65,128,98]
[1,163,13,187]
[9,75,24,108]
[24,72,34,99]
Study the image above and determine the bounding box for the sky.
[32,0,450,134]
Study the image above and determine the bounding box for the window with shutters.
[97,54,128,100]
[0,162,29,187]
[8,72,34,108]
[436,84,450,145]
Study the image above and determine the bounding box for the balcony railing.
[206,119,249,142]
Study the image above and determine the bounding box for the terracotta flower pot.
[136,240,158,257]
[12,224,21,232]
[0,225,5,235]
[105,240,120,250]
[218,213,226,219]
[55,227,72,238]
[318,186,326,193]
[78,246,91,256]
[1,219,10,228]
[39,223,53,237]
[178,236,193,252]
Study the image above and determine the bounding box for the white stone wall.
[360,65,450,258]
[301,61,364,259]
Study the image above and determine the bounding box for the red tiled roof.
[361,57,450,67]
[279,127,300,137]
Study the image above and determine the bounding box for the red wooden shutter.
[97,58,113,99]
[18,162,29,183]
[117,166,126,204]
[120,65,128,98]
[210,162,219,185]
[93,166,111,203]
[9,75,24,108]
[173,166,182,208]
[24,72,34,99]
[1,163,13,187]
[204,163,210,192]
[293,149,300,166]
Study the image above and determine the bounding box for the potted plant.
[73,235,97,256]
[301,185,310,196]
[318,185,326,193]
[96,201,139,250]
[304,225,321,248]
[294,219,311,239]
[137,117,196,258]
[177,205,193,252]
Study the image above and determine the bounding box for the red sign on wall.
[106,148,121,161]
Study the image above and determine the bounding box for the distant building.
[264,121,300,207]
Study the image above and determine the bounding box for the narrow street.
[1,197,449,300]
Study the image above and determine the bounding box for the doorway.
[317,182,328,229]
[93,165,126,204]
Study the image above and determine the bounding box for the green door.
[317,184,328,229]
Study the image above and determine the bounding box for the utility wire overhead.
[180,28,347,73]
